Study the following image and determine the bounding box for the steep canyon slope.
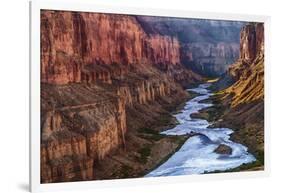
[40,10,202,183]
[207,23,265,167]
[41,11,201,85]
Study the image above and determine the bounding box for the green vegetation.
[138,127,159,135]
[256,150,264,165]
[170,135,188,145]
[204,150,264,174]
[157,113,172,125]
[111,165,133,178]
[196,94,265,174]
[137,127,164,141]
[190,103,225,123]
[227,160,262,172]
[120,165,133,178]
[136,145,152,164]
[141,135,188,176]
[188,91,201,99]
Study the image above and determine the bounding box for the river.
[146,83,256,177]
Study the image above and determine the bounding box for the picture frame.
[30,0,271,192]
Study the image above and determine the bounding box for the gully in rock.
[146,83,256,177]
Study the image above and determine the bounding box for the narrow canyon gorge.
[40,10,264,183]
[210,23,265,166]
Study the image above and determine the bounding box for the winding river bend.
[146,83,256,177]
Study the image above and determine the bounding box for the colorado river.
[146,83,256,177]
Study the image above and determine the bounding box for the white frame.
[30,0,271,192]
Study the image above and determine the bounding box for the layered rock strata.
[40,10,202,183]
[209,23,264,164]
[225,23,264,106]
[41,11,181,85]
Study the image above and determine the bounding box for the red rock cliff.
[239,23,264,63]
[226,23,264,106]
[41,10,181,84]
[210,23,265,164]
[40,10,202,183]
[40,85,127,182]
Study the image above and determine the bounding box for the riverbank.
[191,90,264,172]
[93,89,196,180]
[147,83,255,177]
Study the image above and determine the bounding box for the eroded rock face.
[226,23,264,106]
[211,23,265,161]
[41,84,128,182]
[40,10,203,183]
[41,11,181,84]
[40,72,191,183]
[118,82,164,106]
[239,23,264,63]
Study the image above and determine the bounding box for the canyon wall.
[239,23,264,63]
[136,16,243,76]
[180,42,239,76]
[41,11,181,84]
[41,84,127,182]
[226,23,264,106]
[211,23,264,160]
[41,75,186,182]
[40,10,202,183]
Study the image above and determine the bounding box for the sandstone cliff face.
[226,23,264,106]
[41,84,128,182]
[146,35,180,70]
[40,10,203,183]
[239,23,264,63]
[41,74,185,182]
[212,23,265,162]
[202,23,265,167]
[41,10,181,85]
[117,80,169,106]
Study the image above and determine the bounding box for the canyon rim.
[40,10,264,183]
